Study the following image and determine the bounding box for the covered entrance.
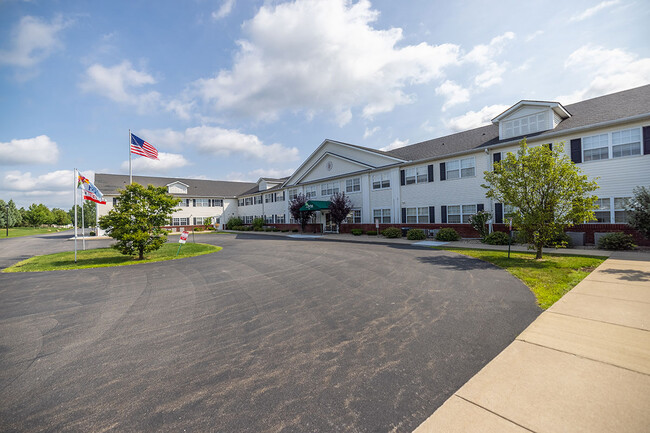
[299,200,335,233]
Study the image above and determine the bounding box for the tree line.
[0,199,97,228]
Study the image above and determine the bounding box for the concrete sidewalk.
[413,250,650,433]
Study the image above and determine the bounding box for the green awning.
[299,200,331,211]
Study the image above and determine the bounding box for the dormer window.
[492,100,571,141]
[167,181,188,194]
[503,112,547,139]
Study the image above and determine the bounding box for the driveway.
[0,232,540,432]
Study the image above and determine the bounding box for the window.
[345,209,362,224]
[264,215,274,224]
[264,194,274,203]
[238,199,244,206]
[594,198,611,223]
[446,204,477,223]
[373,209,391,224]
[113,197,119,206]
[212,199,223,207]
[614,197,630,223]
[446,157,475,179]
[405,166,428,185]
[275,191,285,202]
[178,199,189,207]
[503,112,547,139]
[305,185,316,199]
[288,189,298,200]
[612,128,641,158]
[195,198,210,207]
[583,133,609,161]
[372,173,390,189]
[172,217,189,226]
[405,168,416,185]
[321,182,339,196]
[405,207,428,223]
[193,217,207,225]
[345,178,361,193]
[276,214,286,224]
[244,197,252,206]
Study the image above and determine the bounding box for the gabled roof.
[491,100,571,123]
[166,180,189,187]
[95,174,256,198]
[385,84,650,162]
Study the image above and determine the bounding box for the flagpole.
[129,129,132,184]
[82,198,86,251]
[74,168,78,263]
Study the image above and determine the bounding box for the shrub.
[483,231,510,245]
[597,232,636,250]
[382,227,402,238]
[406,228,426,240]
[469,210,492,239]
[226,217,243,230]
[350,229,363,236]
[292,228,299,232]
[282,229,289,232]
[252,217,264,229]
[89,231,96,236]
[366,230,377,236]
[254,227,263,231]
[436,228,461,241]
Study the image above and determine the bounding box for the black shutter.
[401,208,407,224]
[192,199,196,207]
[495,203,503,224]
[493,152,501,163]
[429,206,435,224]
[477,203,484,212]
[427,164,434,182]
[441,206,447,223]
[643,126,650,155]
[440,163,446,181]
[570,138,582,163]
[400,170,405,186]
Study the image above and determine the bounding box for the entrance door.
[324,212,336,233]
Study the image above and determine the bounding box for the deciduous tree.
[99,183,180,260]
[627,186,650,239]
[288,193,314,233]
[328,192,352,233]
[482,139,598,259]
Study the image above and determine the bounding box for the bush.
[254,227,263,231]
[252,217,264,229]
[597,232,636,250]
[282,229,289,232]
[382,227,402,238]
[469,210,491,239]
[292,228,299,232]
[350,229,363,236]
[436,228,461,241]
[226,217,243,230]
[406,228,426,240]
[366,230,377,236]
[483,231,510,245]
[89,231,96,236]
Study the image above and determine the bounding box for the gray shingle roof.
[95,174,257,198]
[386,84,650,162]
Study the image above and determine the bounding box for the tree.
[51,208,71,225]
[68,200,97,228]
[288,193,314,233]
[482,139,598,259]
[0,199,22,228]
[24,203,53,227]
[328,192,352,233]
[627,186,650,239]
[99,183,180,260]
[469,210,491,239]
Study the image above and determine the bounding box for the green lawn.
[3,242,222,272]
[438,247,607,309]
[0,227,68,238]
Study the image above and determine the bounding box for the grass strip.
[437,247,606,309]
[1,227,67,238]
[3,242,222,272]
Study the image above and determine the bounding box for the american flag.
[130,133,159,160]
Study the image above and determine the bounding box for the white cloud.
[363,126,380,139]
[140,126,300,163]
[444,104,509,132]
[569,0,620,22]
[463,31,514,89]
[420,120,435,133]
[193,0,460,123]
[435,80,470,111]
[213,0,236,19]
[380,138,409,152]
[1,169,72,192]
[80,60,161,112]
[557,45,650,104]
[225,167,295,182]
[525,30,544,42]
[0,135,59,165]
[121,152,189,173]
[0,15,71,68]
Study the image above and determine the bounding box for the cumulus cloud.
[557,45,650,104]
[463,31,514,89]
[80,60,161,112]
[213,0,236,19]
[139,126,300,163]
[363,126,380,139]
[192,0,460,123]
[0,15,71,68]
[121,152,190,173]
[1,169,72,192]
[435,80,470,111]
[569,0,620,22]
[225,167,294,182]
[0,135,59,165]
[380,138,409,152]
[444,104,509,132]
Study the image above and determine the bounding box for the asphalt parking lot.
[0,231,540,432]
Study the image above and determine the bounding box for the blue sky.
[1,0,648,209]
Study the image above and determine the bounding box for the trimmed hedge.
[406,228,426,240]
[597,232,636,250]
[483,231,510,245]
[382,227,402,238]
[436,228,461,241]
[350,229,363,236]
[366,230,377,236]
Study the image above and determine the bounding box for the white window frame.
[372,173,391,190]
[446,157,475,180]
[503,112,547,139]
[305,185,317,199]
[288,189,298,200]
[372,208,391,224]
[404,207,428,224]
[582,127,642,162]
[593,198,611,223]
[405,166,428,185]
[321,182,339,196]
[345,177,361,193]
[195,198,210,207]
[172,217,189,226]
[446,204,477,224]
[345,209,362,224]
[276,214,286,224]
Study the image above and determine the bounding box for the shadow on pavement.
[599,268,650,282]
